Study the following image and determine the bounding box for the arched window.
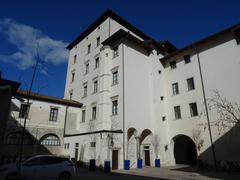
[40,134,60,146]
[6,132,33,145]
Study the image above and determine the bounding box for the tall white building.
[64,10,240,170]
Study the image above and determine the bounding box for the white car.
[0,155,75,180]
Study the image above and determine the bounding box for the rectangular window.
[170,61,176,69]
[85,63,89,74]
[112,100,118,115]
[92,106,97,120]
[172,82,179,95]
[87,44,91,54]
[83,85,87,97]
[75,143,79,148]
[93,80,98,93]
[19,103,30,118]
[71,72,75,82]
[90,142,96,147]
[187,77,195,91]
[82,110,86,122]
[113,46,119,58]
[69,90,73,99]
[190,102,198,117]
[184,55,191,64]
[95,57,99,69]
[73,55,77,64]
[174,106,181,119]
[96,36,100,47]
[112,71,118,85]
[49,107,58,121]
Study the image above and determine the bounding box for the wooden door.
[112,150,118,170]
[144,150,150,166]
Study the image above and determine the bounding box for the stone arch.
[127,128,138,141]
[139,129,153,144]
[39,133,61,146]
[172,134,197,165]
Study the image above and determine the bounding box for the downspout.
[122,43,126,163]
[196,51,217,170]
[63,105,69,137]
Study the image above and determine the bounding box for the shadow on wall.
[199,123,240,172]
[0,102,52,165]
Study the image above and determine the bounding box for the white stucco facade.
[64,10,240,169]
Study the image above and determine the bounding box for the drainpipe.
[63,106,69,137]
[122,43,126,163]
[196,51,217,170]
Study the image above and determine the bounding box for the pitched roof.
[102,29,154,53]
[67,9,161,50]
[160,24,240,63]
[17,90,82,108]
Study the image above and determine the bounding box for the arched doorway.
[140,129,153,166]
[173,135,197,165]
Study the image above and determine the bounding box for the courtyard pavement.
[112,165,240,180]
[75,165,240,180]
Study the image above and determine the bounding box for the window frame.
[172,82,179,95]
[19,103,30,119]
[92,106,97,120]
[187,77,195,91]
[112,100,118,115]
[189,102,198,117]
[174,106,182,120]
[49,107,59,121]
[112,71,118,85]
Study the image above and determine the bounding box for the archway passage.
[173,135,197,165]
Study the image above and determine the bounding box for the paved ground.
[75,165,240,180]
[112,165,240,180]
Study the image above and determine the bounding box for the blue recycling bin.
[155,159,161,168]
[137,159,143,169]
[124,160,130,170]
[104,161,111,173]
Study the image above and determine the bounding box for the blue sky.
[0,0,240,98]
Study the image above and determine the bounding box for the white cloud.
[0,18,68,71]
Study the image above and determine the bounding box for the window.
[172,82,179,95]
[160,96,164,100]
[85,63,89,74]
[92,106,97,120]
[87,44,91,54]
[112,71,118,85]
[73,55,77,64]
[187,77,195,91]
[170,61,176,69]
[19,103,30,118]
[69,90,73,99]
[71,72,75,82]
[6,132,32,145]
[64,143,70,149]
[96,36,100,47]
[49,107,58,121]
[93,80,98,93]
[75,143,79,148]
[83,85,87,97]
[40,134,60,146]
[112,100,118,115]
[184,55,191,64]
[162,116,166,121]
[174,106,181,119]
[113,46,119,58]
[95,57,99,69]
[82,110,86,122]
[190,102,198,117]
[90,142,96,147]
